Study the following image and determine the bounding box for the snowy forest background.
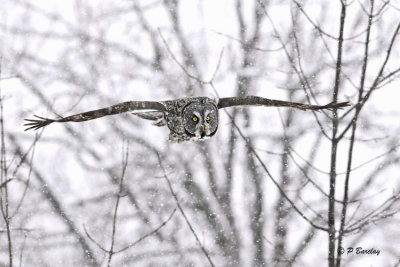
[1,0,400,266]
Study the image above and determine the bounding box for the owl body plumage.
[25,96,350,142]
[136,97,218,142]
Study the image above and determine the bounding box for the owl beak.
[200,125,206,137]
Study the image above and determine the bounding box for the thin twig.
[115,206,177,253]
[211,30,285,52]
[84,143,177,261]
[259,1,332,140]
[11,137,99,266]
[0,76,18,80]
[220,107,328,232]
[292,0,338,40]
[292,0,371,41]
[337,21,400,140]
[107,140,129,267]
[344,193,400,233]
[83,225,109,253]
[208,81,328,233]
[10,131,40,219]
[0,61,13,267]
[156,153,216,267]
[18,234,27,267]
[208,48,225,83]
[0,178,13,189]
[158,28,203,84]
[158,28,224,86]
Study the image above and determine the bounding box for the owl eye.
[206,116,210,121]
[192,116,198,122]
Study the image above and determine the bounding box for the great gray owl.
[25,96,350,142]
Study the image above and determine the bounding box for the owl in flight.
[25,96,350,142]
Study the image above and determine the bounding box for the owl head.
[182,98,218,140]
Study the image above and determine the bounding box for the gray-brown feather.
[133,111,166,127]
[217,96,350,111]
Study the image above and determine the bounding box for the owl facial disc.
[182,100,218,140]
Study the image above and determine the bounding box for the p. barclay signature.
[338,247,380,256]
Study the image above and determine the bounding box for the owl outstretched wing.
[24,101,167,131]
[217,96,350,111]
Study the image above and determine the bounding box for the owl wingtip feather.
[323,101,351,110]
[24,115,55,131]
